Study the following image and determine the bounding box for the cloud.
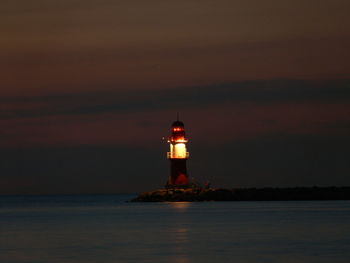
[1,79,349,120]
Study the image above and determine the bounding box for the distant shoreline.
[132,186,350,202]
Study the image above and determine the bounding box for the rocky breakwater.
[131,187,350,202]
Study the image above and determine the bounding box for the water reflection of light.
[173,256,191,263]
[173,227,188,244]
[167,202,192,262]
[169,202,191,211]
[171,226,190,263]
[174,227,188,233]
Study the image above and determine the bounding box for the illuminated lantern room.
[166,118,190,187]
[168,120,189,159]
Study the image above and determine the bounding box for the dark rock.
[131,187,350,202]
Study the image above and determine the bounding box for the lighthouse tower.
[166,117,190,188]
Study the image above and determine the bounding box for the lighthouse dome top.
[172,120,184,127]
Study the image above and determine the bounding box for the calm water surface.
[1,194,350,263]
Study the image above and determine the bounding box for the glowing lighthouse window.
[171,143,187,158]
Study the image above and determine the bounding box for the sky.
[1,0,350,194]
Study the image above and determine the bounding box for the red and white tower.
[166,117,190,187]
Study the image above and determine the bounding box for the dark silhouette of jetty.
[131,186,350,202]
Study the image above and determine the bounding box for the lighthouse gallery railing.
[167,152,189,159]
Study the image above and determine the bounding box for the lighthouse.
[166,117,190,188]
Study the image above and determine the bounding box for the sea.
[0,194,350,263]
